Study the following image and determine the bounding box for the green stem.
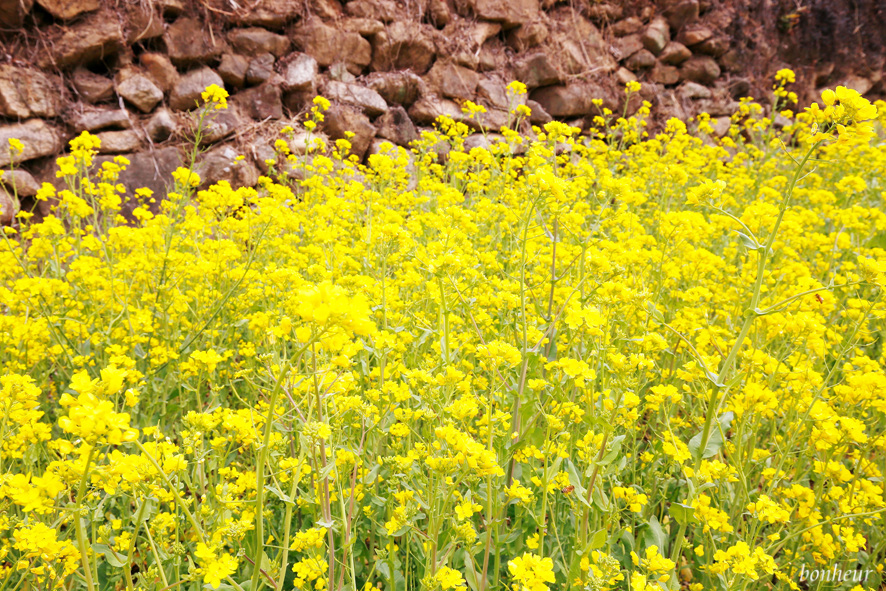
[75,446,98,591]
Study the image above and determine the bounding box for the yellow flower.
[201,84,228,109]
[8,138,24,154]
[509,553,556,591]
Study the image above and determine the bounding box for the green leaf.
[565,460,589,508]
[735,230,761,250]
[646,301,665,323]
[669,502,698,526]
[644,515,667,554]
[265,485,293,505]
[688,412,734,459]
[93,543,127,568]
[589,528,608,550]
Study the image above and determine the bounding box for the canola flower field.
[2,75,886,591]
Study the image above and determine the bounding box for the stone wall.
[0,0,883,221]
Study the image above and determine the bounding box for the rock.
[611,17,643,37]
[228,27,290,57]
[477,78,511,110]
[342,17,384,36]
[140,53,179,92]
[464,0,538,28]
[696,36,729,57]
[366,71,426,107]
[677,25,712,47]
[344,0,398,22]
[625,49,655,71]
[0,188,16,224]
[294,20,372,75]
[0,120,63,164]
[39,10,123,68]
[72,68,114,103]
[322,81,388,117]
[371,21,436,74]
[650,62,680,85]
[409,95,469,127]
[586,3,622,22]
[375,105,419,146]
[844,75,874,96]
[286,130,329,155]
[506,21,548,52]
[712,116,730,138]
[97,130,142,154]
[156,0,184,16]
[610,34,644,62]
[529,84,594,117]
[717,50,742,73]
[525,99,551,124]
[465,21,503,47]
[513,52,560,89]
[92,147,184,215]
[146,108,178,141]
[678,81,712,100]
[680,56,720,85]
[426,61,480,100]
[71,108,132,132]
[727,78,751,99]
[199,145,259,189]
[200,108,241,145]
[464,133,506,151]
[0,169,40,196]
[116,71,164,113]
[165,17,225,66]
[169,68,225,110]
[281,53,319,92]
[0,0,34,27]
[245,53,275,86]
[0,66,61,119]
[322,104,376,160]
[229,0,301,27]
[328,63,357,83]
[36,0,98,20]
[553,24,615,75]
[126,2,164,43]
[663,0,699,31]
[659,42,692,65]
[615,66,637,85]
[237,82,284,120]
[642,18,670,55]
[427,0,450,26]
[218,54,250,88]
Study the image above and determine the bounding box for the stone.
[427,0,450,26]
[727,78,751,99]
[696,36,729,57]
[156,0,184,16]
[513,52,560,89]
[0,66,61,119]
[642,18,670,55]
[409,95,467,126]
[116,72,164,113]
[611,17,642,37]
[680,56,720,85]
[322,81,388,117]
[200,108,241,145]
[615,66,637,85]
[371,21,436,74]
[625,49,655,71]
[286,130,329,155]
[165,17,225,66]
[97,130,142,153]
[466,21,502,47]
[427,61,480,101]
[169,68,224,110]
[245,53,275,86]
[71,68,114,103]
[610,34,643,62]
[199,145,259,189]
[281,54,319,92]
[71,108,131,132]
[126,2,164,42]
[342,17,384,35]
[146,108,178,141]
[464,133,505,151]
[586,3,622,22]
[322,104,376,160]
[375,105,418,146]
[678,81,712,100]
[506,21,548,52]
[525,99,551,124]
[36,0,98,20]
[464,0,538,28]
[659,42,692,65]
[229,0,301,27]
[237,82,284,120]
[140,53,179,92]
[93,147,184,216]
[344,0,398,22]
[228,27,290,57]
[650,62,680,85]
[529,84,594,117]
[0,0,34,27]
[294,20,372,75]
[0,168,40,196]
[39,10,123,68]
[717,49,742,73]
[0,120,63,164]
[677,25,712,47]
[712,116,730,138]
[218,54,250,88]
[663,0,699,31]
[476,78,510,110]
[844,75,874,96]
[328,63,356,83]
[366,71,426,107]
[0,188,15,225]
